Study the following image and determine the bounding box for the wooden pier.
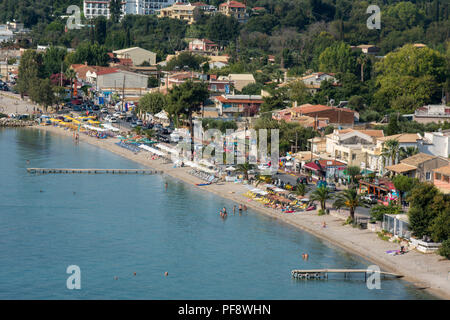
[291,269,403,280]
[27,168,163,175]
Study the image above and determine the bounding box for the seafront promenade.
[27,124,450,299]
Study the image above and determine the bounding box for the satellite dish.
[329,99,335,106]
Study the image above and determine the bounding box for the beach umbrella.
[226,166,236,171]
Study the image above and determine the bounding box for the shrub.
[318,209,326,216]
[438,239,450,259]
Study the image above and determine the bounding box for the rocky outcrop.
[0,118,36,127]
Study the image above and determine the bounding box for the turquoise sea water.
[0,128,435,299]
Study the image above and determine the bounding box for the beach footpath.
[28,124,450,300]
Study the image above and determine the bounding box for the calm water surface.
[0,128,435,299]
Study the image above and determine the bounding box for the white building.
[83,0,182,19]
[419,130,450,158]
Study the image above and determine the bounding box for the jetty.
[291,269,403,280]
[27,168,163,175]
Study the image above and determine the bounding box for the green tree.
[165,80,209,158]
[399,146,419,161]
[370,203,403,222]
[381,139,400,168]
[346,166,361,185]
[430,209,450,243]
[236,163,256,181]
[392,175,417,206]
[29,78,55,112]
[138,92,166,115]
[294,183,306,197]
[206,14,240,42]
[287,80,312,105]
[408,182,440,238]
[109,0,122,24]
[333,188,368,222]
[374,44,448,112]
[310,186,333,212]
[16,50,42,98]
[64,68,76,99]
[318,42,357,74]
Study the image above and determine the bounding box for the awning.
[156,143,178,155]
[139,144,167,157]
[385,163,417,173]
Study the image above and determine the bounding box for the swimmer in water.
[164,272,168,276]
[222,207,227,214]
[304,253,309,260]
[233,205,236,215]
[165,182,168,190]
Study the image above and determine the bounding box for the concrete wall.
[97,71,149,90]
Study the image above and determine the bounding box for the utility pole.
[122,74,126,112]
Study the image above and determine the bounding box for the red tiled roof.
[220,1,246,8]
[191,2,207,6]
[292,104,355,114]
[96,68,119,76]
[304,160,346,171]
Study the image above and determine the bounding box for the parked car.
[101,108,108,114]
[130,122,137,128]
[362,194,378,204]
[136,120,143,126]
[109,117,118,123]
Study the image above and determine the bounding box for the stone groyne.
[0,118,36,127]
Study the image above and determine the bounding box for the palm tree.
[236,163,256,181]
[346,165,361,185]
[64,68,76,99]
[294,183,306,197]
[333,188,368,222]
[399,146,418,161]
[310,186,333,212]
[356,54,369,82]
[381,139,400,168]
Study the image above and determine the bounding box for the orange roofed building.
[273,103,356,126]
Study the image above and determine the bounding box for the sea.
[0,128,435,299]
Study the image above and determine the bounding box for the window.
[352,154,356,160]
[426,172,431,180]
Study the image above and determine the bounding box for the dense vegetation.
[5,1,450,120]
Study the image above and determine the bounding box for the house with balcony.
[214,94,263,118]
[384,153,449,182]
[219,1,248,23]
[433,165,450,194]
[418,129,450,158]
[159,2,197,24]
[413,104,450,124]
[188,39,219,53]
[325,128,384,168]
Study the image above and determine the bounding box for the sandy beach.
[21,123,448,300]
[2,92,448,299]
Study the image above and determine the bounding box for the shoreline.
[26,124,450,299]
